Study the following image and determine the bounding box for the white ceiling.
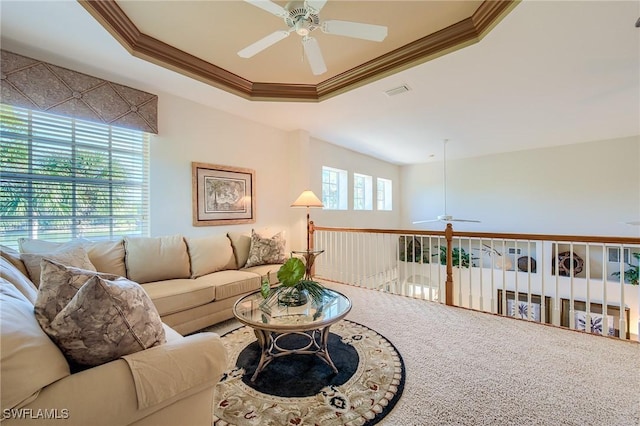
[1,0,639,165]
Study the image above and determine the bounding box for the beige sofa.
[0,231,284,425]
[11,232,283,335]
[0,256,227,425]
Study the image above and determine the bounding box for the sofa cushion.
[142,278,216,317]
[243,263,282,284]
[35,259,119,333]
[18,237,75,253]
[20,242,96,287]
[45,275,166,366]
[86,239,127,277]
[244,230,286,268]
[185,235,236,278]
[195,270,261,301]
[0,244,29,277]
[0,257,38,304]
[0,280,70,410]
[124,235,190,284]
[228,232,251,268]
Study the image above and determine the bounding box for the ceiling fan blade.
[305,0,327,13]
[412,219,439,224]
[243,0,287,17]
[450,218,482,223]
[321,20,388,42]
[302,36,327,75]
[238,30,290,58]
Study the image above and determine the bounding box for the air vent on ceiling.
[384,84,411,97]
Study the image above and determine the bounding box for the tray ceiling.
[80,0,518,101]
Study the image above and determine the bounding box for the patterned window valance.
[0,50,158,134]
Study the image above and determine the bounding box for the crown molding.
[79,0,519,102]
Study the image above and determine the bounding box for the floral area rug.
[212,319,405,425]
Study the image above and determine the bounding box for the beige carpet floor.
[208,281,640,426]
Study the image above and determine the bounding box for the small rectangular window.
[608,247,630,263]
[353,173,373,210]
[322,166,347,210]
[377,178,392,211]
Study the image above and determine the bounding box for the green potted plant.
[261,257,331,307]
[433,245,476,268]
[612,252,640,285]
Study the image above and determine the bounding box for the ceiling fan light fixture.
[295,20,311,36]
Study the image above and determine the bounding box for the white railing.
[311,224,640,341]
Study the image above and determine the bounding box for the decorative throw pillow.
[21,243,96,287]
[35,259,118,334]
[244,230,286,268]
[45,275,166,366]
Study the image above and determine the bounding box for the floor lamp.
[291,190,324,251]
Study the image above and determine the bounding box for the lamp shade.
[291,190,324,208]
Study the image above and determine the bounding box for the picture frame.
[192,162,255,226]
[497,290,552,324]
[560,299,630,339]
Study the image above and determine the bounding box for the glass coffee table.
[233,288,352,381]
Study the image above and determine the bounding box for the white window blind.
[0,104,150,248]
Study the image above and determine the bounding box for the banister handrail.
[309,222,640,312]
[311,223,640,245]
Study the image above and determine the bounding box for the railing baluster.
[312,225,639,340]
[619,243,626,339]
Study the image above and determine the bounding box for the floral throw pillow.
[244,230,286,268]
[35,259,166,366]
[35,259,118,334]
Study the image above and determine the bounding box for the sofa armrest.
[4,333,226,426]
[123,332,227,410]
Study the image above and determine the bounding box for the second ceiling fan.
[238,0,388,75]
[413,139,481,225]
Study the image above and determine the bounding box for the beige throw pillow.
[244,230,286,268]
[124,235,190,284]
[185,235,236,278]
[21,243,96,287]
[43,274,166,366]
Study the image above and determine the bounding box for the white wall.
[150,93,294,241]
[401,136,640,237]
[148,93,403,251]
[307,137,402,230]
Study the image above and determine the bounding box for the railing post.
[309,221,317,277]
[445,223,454,306]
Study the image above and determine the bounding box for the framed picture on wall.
[497,290,552,324]
[560,299,630,339]
[192,162,255,226]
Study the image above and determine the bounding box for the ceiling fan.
[413,139,481,224]
[238,0,388,75]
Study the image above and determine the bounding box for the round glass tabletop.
[233,288,352,332]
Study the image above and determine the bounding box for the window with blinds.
[0,104,150,248]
